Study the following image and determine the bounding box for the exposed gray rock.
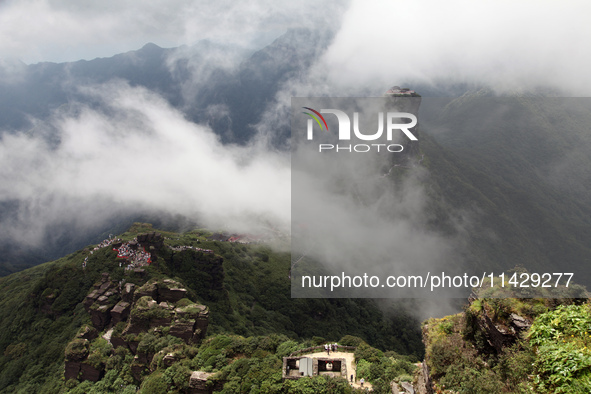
[110,301,131,324]
[510,313,531,330]
[157,279,187,303]
[149,316,172,328]
[134,282,157,302]
[90,304,111,330]
[163,353,177,367]
[121,283,136,303]
[169,320,195,343]
[77,325,98,341]
[188,371,215,394]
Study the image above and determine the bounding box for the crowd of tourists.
[82,236,121,269]
[114,240,152,270]
[169,245,213,254]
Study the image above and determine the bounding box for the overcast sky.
[1,0,590,307]
[322,0,591,94]
[1,0,589,91]
[0,0,347,64]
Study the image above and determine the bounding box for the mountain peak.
[138,42,163,53]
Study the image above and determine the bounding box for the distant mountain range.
[1,28,591,291]
[1,26,591,394]
[0,28,332,144]
[0,223,423,392]
[0,28,332,275]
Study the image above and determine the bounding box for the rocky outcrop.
[121,283,136,303]
[127,338,140,354]
[195,312,209,338]
[134,281,158,302]
[83,273,122,331]
[79,362,103,382]
[110,301,131,324]
[476,313,515,352]
[471,307,531,354]
[510,313,531,331]
[187,371,220,394]
[64,338,89,381]
[124,292,208,344]
[169,320,196,343]
[77,325,98,341]
[65,339,89,361]
[90,305,112,331]
[84,274,116,312]
[134,279,189,304]
[416,362,434,394]
[162,353,177,367]
[65,271,210,384]
[401,381,415,394]
[421,295,536,393]
[176,303,209,340]
[136,232,164,251]
[149,316,172,328]
[64,335,105,382]
[64,361,82,381]
[110,334,128,350]
[157,279,187,303]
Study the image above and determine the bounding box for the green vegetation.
[424,293,591,393]
[62,332,410,393]
[529,304,591,393]
[140,224,423,356]
[0,223,423,393]
[354,345,416,393]
[0,245,113,393]
[184,333,412,394]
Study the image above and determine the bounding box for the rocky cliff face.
[187,371,224,394]
[420,295,539,394]
[383,86,422,165]
[118,279,208,342]
[65,271,209,383]
[83,273,120,331]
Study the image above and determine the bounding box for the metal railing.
[288,345,356,357]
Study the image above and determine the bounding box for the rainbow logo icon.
[302,107,328,132]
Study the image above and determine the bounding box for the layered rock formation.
[65,273,209,383]
[187,371,224,394]
[83,273,120,331]
[420,294,535,393]
[465,293,532,353]
[63,337,104,382]
[383,86,422,164]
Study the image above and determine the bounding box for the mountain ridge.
[0,223,423,393]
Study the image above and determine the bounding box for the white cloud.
[0,82,291,244]
[0,0,348,63]
[320,0,591,94]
